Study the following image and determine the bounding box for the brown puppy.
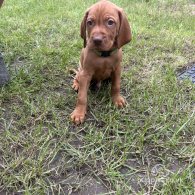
[71,0,132,124]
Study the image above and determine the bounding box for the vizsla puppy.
[71,0,132,124]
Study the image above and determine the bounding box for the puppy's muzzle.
[93,35,103,46]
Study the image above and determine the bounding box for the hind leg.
[72,73,79,91]
[72,62,82,91]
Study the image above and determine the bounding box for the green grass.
[0,0,195,194]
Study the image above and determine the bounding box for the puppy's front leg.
[111,64,126,108]
[71,71,91,124]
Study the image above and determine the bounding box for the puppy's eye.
[107,19,115,26]
[87,20,94,26]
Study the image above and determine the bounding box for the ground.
[0,0,195,194]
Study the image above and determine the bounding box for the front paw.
[112,95,126,108]
[70,108,86,124]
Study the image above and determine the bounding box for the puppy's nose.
[93,36,103,45]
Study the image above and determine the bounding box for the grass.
[0,0,195,194]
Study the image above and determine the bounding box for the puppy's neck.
[92,48,118,58]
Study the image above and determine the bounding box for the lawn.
[0,0,195,194]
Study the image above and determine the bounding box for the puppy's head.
[80,0,132,50]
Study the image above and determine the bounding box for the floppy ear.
[117,9,132,48]
[80,11,89,48]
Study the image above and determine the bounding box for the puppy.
[71,0,132,124]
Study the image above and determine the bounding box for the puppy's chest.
[93,59,117,80]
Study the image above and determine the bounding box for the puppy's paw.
[113,95,126,108]
[72,79,79,91]
[71,109,86,124]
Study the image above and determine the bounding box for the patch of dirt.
[47,146,109,194]
[0,190,8,195]
[119,151,188,193]
[49,166,109,195]
[62,175,109,195]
